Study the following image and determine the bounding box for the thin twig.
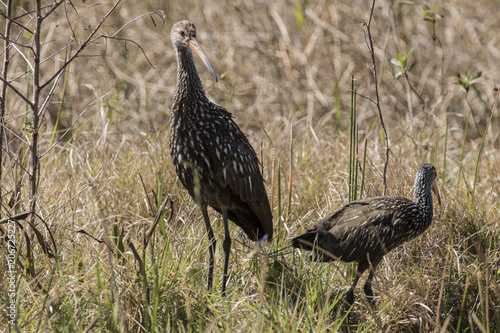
[0,11,35,36]
[37,65,65,119]
[39,0,123,91]
[111,10,165,37]
[28,0,43,217]
[0,0,14,204]
[0,76,34,108]
[363,0,390,194]
[40,0,65,21]
[99,35,155,69]
[355,92,377,105]
[0,123,30,146]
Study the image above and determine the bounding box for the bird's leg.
[202,207,216,292]
[345,274,360,307]
[345,263,368,307]
[221,208,231,296]
[364,269,377,307]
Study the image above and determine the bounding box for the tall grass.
[1,0,500,332]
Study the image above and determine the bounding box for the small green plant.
[451,71,482,93]
[451,71,488,108]
[422,5,443,44]
[423,5,438,23]
[391,48,425,106]
[391,49,414,80]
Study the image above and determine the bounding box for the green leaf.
[158,208,169,238]
[112,219,125,260]
[422,5,437,22]
[394,72,402,80]
[450,71,482,93]
[397,52,404,65]
[391,58,402,68]
[470,71,482,83]
[293,2,304,30]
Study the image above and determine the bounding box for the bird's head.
[171,20,218,82]
[418,163,441,205]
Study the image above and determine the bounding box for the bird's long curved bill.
[431,182,441,205]
[189,39,218,82]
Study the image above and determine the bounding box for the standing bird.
[169,20,273,295]
[292,164,440,306]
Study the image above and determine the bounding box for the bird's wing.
[205,110,264,200]
[204,106,273,239]
[311,197,414,233]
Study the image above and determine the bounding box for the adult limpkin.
[169,21,273,295]
[292,164,440,306]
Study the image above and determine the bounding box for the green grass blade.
[443,117,448,182]
[360,138,367,200]
[456,109,471,194]
[469,115,491,210]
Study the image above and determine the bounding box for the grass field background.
[1,0,499,331]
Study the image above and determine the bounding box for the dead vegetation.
[1,0,499,331]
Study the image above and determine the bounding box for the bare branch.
[100,35,155,68]
[111,10,165,37]
[40,41,76,66]
[355,91,377,105]
[41,0,65,21]
[0,11,35,36]
[0,76,34,108]
[39,0,123,91]
[1,0,14,201]
[363,0,390,194]
[5,109,31,123]
[37,65,66,119]
[0,121,30,146]
[11,1,66,21]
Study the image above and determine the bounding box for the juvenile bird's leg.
[221,208,231,296]
[364,270,376,307]
[345,275,360,307]
[345,263,369,307]
[202,207,216,292]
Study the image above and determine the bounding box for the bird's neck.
[174,49,208,103]
[413,184,433,214]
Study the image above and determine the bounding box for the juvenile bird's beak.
[431,182,441,205]
[189,38,218,82]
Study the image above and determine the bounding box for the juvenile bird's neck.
[413,182,433,214]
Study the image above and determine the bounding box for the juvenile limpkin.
[169,21,273,295]
[292,164,440,306]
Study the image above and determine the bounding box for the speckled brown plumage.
[169,20,273,295]
[292,164,440,306]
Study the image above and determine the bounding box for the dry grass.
[1,0,500,331]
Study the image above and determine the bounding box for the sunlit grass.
[1,0,499,332]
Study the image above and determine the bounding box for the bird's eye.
[180,31,185,37]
